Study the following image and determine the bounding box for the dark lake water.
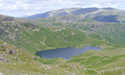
[36,46,101,59]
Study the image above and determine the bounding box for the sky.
[0,0,125,17]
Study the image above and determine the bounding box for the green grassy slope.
[68,48,125,75]
[0,40,44,75]
[0,8,125,75]
[8,25,107,53]
[39,21,125,48]
[0,40,125,75]
[0,8,125,52]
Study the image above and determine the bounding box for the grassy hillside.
[35,20,125,48]
[0,40,125,75]
[0,8,125,52]
[0,40,44,75]
[0,8,125,75]
[8,25,107,53]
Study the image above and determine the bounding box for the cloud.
[0,0,125,17]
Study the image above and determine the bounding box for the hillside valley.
[0,7,125,75]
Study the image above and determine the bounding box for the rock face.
[8,49,16,55]
[0,56,9,62]
[0,42,17,63]
[0,72,3,75]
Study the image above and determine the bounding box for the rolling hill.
[0,7,125,52]
[26,7,125,47]
[0,7,125,75]
[27,7,125,23]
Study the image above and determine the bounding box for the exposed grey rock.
[0,72,3,75]
[8,49,16,55]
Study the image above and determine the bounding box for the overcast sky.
[0,0,125,17]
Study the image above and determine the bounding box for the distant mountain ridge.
[27,7,99,19]
[26,7,125,23]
